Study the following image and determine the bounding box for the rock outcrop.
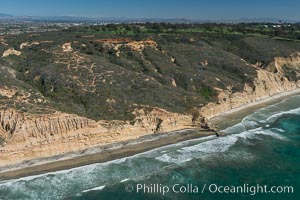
[62,42,73,52]
[126,40,158,51]
[266,52,300,78]
[0,86,17,98]
[0,38,8,46]
[94,38,158,54]
[130,107,189,132]
[20,41,53,49]
[2,48,21,57]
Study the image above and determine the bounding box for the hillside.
[0,23,300,165]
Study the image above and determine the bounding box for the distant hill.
[0,13,13,17]
[0,13,193,23]
[235,18,297,23]
[0,13,297,24]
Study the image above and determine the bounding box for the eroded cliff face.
[275,53,300,67]
[201,68,300,119]
[0,110,99,149]
[265,52,300,80]
[128,106,190,132]
[0,107,192,166]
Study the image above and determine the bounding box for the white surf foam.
[179,135,238,154]
[155,153,193,164]
[264,107,300,122]
[82,185,106,193]
[274,128,285,133]
[234,130,255,139]
[222,119,259,135]
[252,128,287,140]
[120,178,130,183]
[155,154,178,163]
[228,126,287,141]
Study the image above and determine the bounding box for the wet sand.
[0,88,300,181]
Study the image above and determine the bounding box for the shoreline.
[0,128,214,181]
[1,88,300,181]
[209,88,300,129]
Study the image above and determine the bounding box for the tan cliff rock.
[201,69,300,119]
[201,53,300,120]
[126,40,158,51]
[0,109,106,165]
[130,107,190,132]
[0,107,193,166]
[94,38,158,53]
[266,52,300,77]
[20,41,53,49]
[2,48,21,57]
[62,42,73,52]
[171,78,177,87]
[0,38,8,46]
[0,86,17,98]
[0,110,99,147]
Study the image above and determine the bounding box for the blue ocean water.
[0,95,299,200]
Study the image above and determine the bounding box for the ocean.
[0,95,299,200]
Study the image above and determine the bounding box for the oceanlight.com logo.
[124,183,294,196]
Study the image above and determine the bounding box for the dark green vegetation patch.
[0,23,300,120]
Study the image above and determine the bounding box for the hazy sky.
[0,0,299,20]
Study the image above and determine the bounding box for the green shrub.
[199,86,215,100]
[0,136,5,146]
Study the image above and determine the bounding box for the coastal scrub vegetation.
[0,23,300,121]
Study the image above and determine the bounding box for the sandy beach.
[0,128,213,181]
[0,88,300,181]
[210,88,300,129]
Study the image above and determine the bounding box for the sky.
[0,0,299,21]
